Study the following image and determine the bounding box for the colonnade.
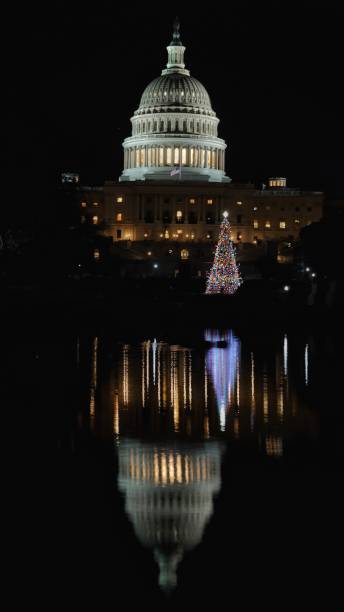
[124,145,225,171]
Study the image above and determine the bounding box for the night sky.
[3,2,344,206]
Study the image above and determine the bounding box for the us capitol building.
[77,20,323,251]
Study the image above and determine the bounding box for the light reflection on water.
[84,329,318,593]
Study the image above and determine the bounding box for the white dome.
[137,73,214,116]
[120,20,230,183]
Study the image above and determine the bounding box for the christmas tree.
[206,212,242,295]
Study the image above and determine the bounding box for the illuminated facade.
[77,21,323,245]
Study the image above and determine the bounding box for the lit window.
[166,147,172,165]
[181,249,189,260]
[116,213,123,222]
[237,232,242,241]
[189,198,196,204]
[253,220,259,229]
[116,196,123,203]
[191,233,195,239]
[177,229,183,234]
[236,201,242,206]
[265,221,271,229]
[164,230,169,239]
[279,221,286,229]
[182,147,187,165]
[93,202,99,207]
[81,202,87,208]
[92,216,98,225]
[207,199,213,205]
[94,248,100,260]
[147,251,152,256]
[253,206,258,211]
[176,210,183,219]
[294,219,300,224]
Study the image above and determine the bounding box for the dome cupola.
[120,19,230,183]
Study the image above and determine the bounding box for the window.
[295,207,300,211]
[236,201,242,206]
[307,206,312,212]
[253,220,259,229]
[116,213,123,222]
[174,147,180,165]
[81,215,86,223]
[237,232,242,241]
[265,221,271,229]
[294,219,300,224]
[92,216,98,225]
[116,230,122,239]
[212,150,216,168]
[207,199,213,205]
[147,148,152,166]
[253,206,258,211]
[135,149,140,167]
[94,248,100,260]
[181,249,189,260]
[182,148,187,165]
[279,221,286,229]
[206,150,211,167]
[189,198,196,204]
[237,214,242,224]
[93,202,99,207]
[116,196,123,203]
[159,147,164,166]
[176,210,183,223]
[265,205,271,210]
[81,202,87,208]
[166,147,172,165]
[190,148,194,166]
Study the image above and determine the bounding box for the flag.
[170,166,181,176]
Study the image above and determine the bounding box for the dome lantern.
[162,17,189,76]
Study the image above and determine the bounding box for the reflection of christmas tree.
[206,212,242,295]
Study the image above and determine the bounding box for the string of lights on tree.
[205,212,242,295]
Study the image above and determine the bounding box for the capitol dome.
[120,20,230,183]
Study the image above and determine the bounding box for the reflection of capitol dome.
[120,19,230,183]
[118,439,223,592]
